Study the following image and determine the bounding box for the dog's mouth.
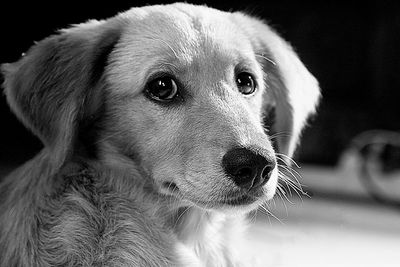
[162,181,180,192]
[161,181,265,208]
[217,186,266,206]
[218,194,257,206]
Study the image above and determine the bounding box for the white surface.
[249,164,400,267]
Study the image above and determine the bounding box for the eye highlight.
[146,77,179,102]
[236,72,256,95]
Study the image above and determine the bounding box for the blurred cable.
[350,130,400,208]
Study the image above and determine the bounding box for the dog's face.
[2,4,320,213]
[104,6,279,211]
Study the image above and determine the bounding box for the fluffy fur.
[0,3,319,266]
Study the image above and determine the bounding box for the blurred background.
[0,1,399,266]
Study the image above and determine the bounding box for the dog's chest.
[34,173,249,267]
[38,187,182,266]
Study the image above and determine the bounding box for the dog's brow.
[255,54,276,66]
[148,61,180,76]
[156,38,179,58]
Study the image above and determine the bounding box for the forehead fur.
[107,4,257,94]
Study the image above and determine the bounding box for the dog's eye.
[236,72,256,95]
[146,77,178,102]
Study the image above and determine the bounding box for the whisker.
[152,37,179,58]
[279,171,303,193]
[276,183,292,210]
[278,167,311,203]
[255,53,276,66]
[260,204,272,226]
[259,203,283,225]
[279,174,304,200]
[276,153,301,168]
[269,131,292,141]
[278,165,305,191]
[250,209,258,225]
[173,206,191,229]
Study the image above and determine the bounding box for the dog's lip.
[218,194,257,206]
[160,181,265,207]
[182,194,259,208]
[218,189,265,206]
[162,181,179,192]
[162,189,260,208]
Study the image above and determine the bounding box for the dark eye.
[146,77,179,102]
[236,72,256,95]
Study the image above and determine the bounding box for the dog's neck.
[99,157,247,265]
[172,206,245,266]
[173,207,224,244]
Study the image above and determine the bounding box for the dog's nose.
[222,147,276,190]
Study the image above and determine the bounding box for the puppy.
[0,3,319,266]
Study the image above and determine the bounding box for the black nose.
[222,147,276,190]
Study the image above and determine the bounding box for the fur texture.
[0,3,319,266]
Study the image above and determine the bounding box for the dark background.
[0,1,399,167]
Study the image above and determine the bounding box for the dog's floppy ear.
[1,19,121,163]
[233,13,320,157]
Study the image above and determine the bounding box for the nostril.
[254,162,276,188]
[261,163,275,179]
[232,166,256,188]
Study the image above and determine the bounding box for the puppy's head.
[2,4,319,212]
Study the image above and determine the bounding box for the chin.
[162,168,279,215]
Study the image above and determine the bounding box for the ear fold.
[1,19,122,163]
[233,13,320,157]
